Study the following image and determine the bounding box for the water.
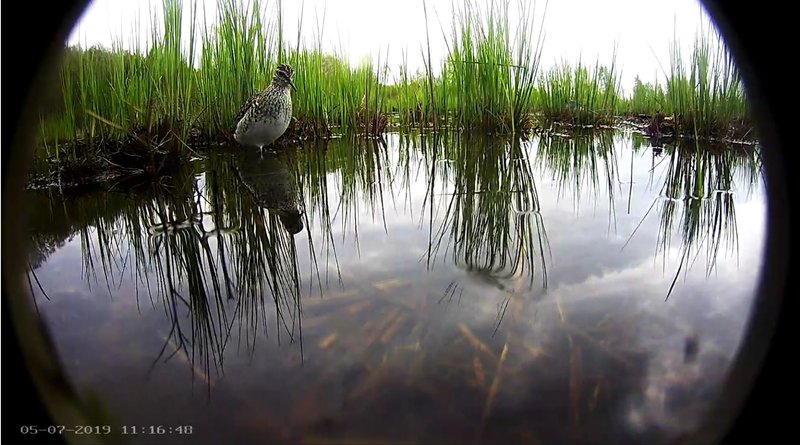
[24,131,766,444]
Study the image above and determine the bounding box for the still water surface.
[26,131,765,444]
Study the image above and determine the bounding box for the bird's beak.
[289,80,297,91]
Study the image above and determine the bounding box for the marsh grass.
[619,26,751,141]
[663,28,751,140]
[624,76,667,117]
[386,54,430,128]
[37,0,754,185]
[36,0,198,184]
[196,0,277,138]
[40,0,390,175]
[537,54,622,128]
[289,50,389,137]
[629,25,756,140]
[425,0,545,132]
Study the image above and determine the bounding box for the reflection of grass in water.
[292,141,342,288]
[424,133,550,290]
[200,153,305,355]
[532,130,759,301]
[393,133,425,219]
[296,137,396,261]
[627,142,760,299]
[534,131,620,228]
[77,179,227,381]
[658,144,739,298]
[23,129,762,445]
[332,137,393,240]
[147,193,231,377]
[69,155,309,386]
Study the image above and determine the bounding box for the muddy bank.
[28,113,756,193]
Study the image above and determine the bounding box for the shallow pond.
[24,131,765,444]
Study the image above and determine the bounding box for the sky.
[67,0,717,92]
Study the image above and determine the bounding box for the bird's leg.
[259,145,264,158]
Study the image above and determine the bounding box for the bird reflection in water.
[236,150,304,235]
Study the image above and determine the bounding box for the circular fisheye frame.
[2,0,790,444]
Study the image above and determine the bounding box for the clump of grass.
[664,25,751,140]
[199,0,389,141]
[196,0,277,139]
[36,0,758,188]
[38,0,392,179]
[386,52,430,128]
[288,49,388,137]
[624,76,667,116]
[537,53,622,127]
[437,0,545,133]
[38,0,198,182]
[352,59,390,135]
[285,49,334,138]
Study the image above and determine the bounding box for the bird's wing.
[232,93,260,134]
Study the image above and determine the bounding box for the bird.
[233,64,296,153]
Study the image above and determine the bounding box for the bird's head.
[279,209,304,235]
[274,64,296,91]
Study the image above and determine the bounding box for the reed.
[537,54,622,127]
[196,0,277,138]
[663,27,751,140]
[624,76,667,116]
[35,0,754,184]
[437,0,545,132]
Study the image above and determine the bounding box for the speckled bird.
[234,64,296,152]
